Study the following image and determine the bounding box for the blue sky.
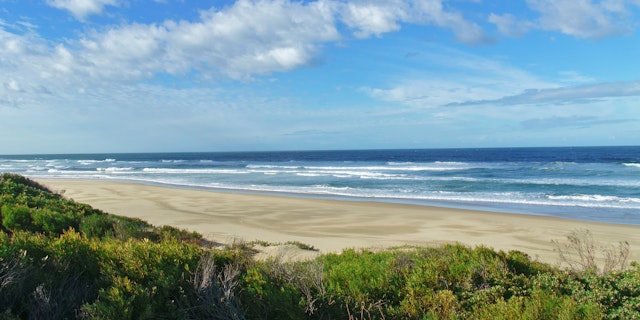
[1,0,639,154]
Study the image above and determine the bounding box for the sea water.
[1,146,639,224]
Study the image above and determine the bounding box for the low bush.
[158,225,202,243]
[80,213,115,239]
[80,238,202,319]
[1,205,33,231]
[32,208,80,235]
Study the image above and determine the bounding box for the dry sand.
[41,179,640,265]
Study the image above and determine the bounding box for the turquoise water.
[1,146,639,224]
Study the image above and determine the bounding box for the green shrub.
[81,275,155,320]
[505,250,550,276]
[0,230,100,319]
[32,208,79,235]
[473,288,603,320]
[241,265,307,319]
[110,216,157,241]
[1,205,33,231]
[84,239,202,318]
[33,230,102,319]
[0,173,53,194]
[158,225,202,243]
[323,249,404,305]
[566,263,640,319]
[80,213,115,238]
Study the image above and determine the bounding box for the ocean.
[1,146,639,225]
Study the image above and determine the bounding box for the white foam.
[433,161,470,166]
[250,164,467,172]
[161,159,185,163]
[142,168,248,174]
[96,167,133,172]
[387,161,415,166]
[247,164,303,170]
[46,169,91,174]
[547,194,640,203]
[296,173,324,177]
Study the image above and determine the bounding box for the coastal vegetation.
[0,173,638,319]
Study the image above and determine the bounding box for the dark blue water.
[2,146,639,224]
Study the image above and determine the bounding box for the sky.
[1,0,640,154]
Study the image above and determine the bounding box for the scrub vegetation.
[0,173,638,319]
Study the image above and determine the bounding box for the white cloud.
[339,0,490,44]
[488,13,532,38]
[2,0,492,92]
[0,28,61,108]
[47,0,119,20]
[67,0,341,80]
[77,23,169,79]
[489,0,640,39]
[365,79,500,107]
[410,0,490,44]
[339,0,408,38]
[526,0,636,39]
[169,0,340,78]
[6,79,20,91]
[558,71,596,84]
[520,115,637,130]
[362,45,554,107]
[4,0,638,113]
[0,0,343,94]
[449,81,640,106]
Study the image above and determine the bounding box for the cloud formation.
[71,0,340,81]
[491,0,640,39]
[520,116,638,130]
[47,0,119,20]
[0,0,495,106]
[10,0,638,93]
[527,0,635,39]
[339,0,490,44]
[2,0,638,112]
[448,81,640,107]
[361,45,554,107]
[488,13,532,38]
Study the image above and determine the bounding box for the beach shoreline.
[39,179,640,265]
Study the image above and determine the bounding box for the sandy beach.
[41,179,640,265]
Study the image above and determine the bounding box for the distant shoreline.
[39,179,640,265]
